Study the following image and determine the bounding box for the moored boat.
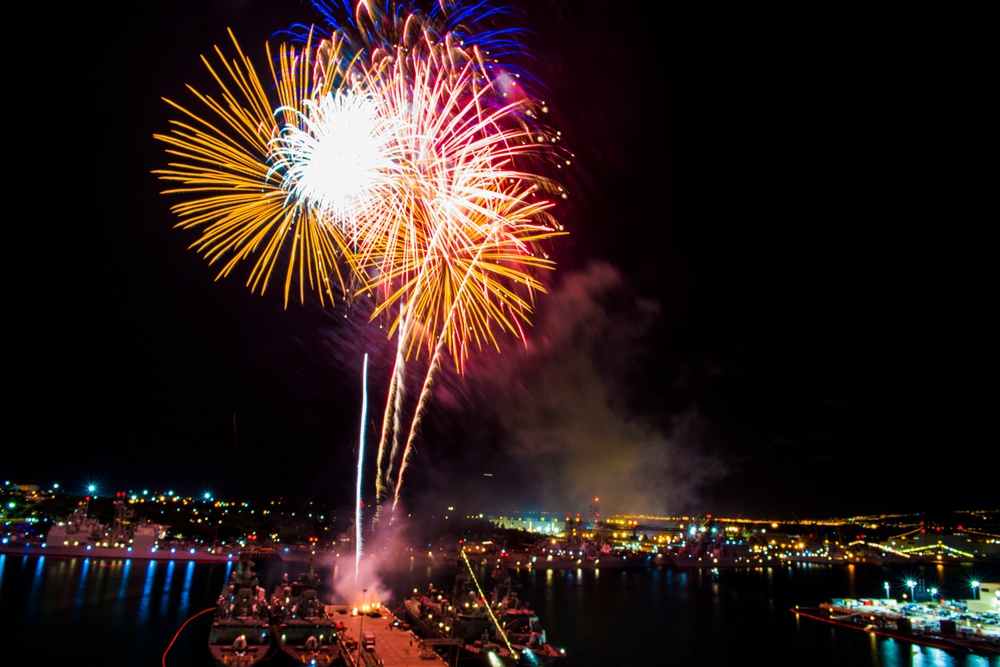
[208,553,273,666]
[403,553,567,666]
[499,539,650,571]
[270,554,341,666]
[17,493,236,561]
[483,572,567,665]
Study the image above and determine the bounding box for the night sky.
[10,1,994,520]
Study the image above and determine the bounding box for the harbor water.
[1,552,997,667]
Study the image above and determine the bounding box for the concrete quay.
[331,605,453,667]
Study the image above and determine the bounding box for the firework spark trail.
[391,347,439,518]
[355,353,368,588]
[388,212,530,518]
[373,318,406,508]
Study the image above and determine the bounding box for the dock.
[330,605,454,667]
[792,601,1000,657]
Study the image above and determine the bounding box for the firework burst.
[267,87,408,229]
[350,47,567,365]
[156,31,332,306]
[155,0,570,524]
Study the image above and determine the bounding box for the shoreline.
[0,542,237,562]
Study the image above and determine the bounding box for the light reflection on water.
[0,553,996,667]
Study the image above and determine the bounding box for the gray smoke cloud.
[440,260,728,517]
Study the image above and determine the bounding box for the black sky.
[10,1,994,520]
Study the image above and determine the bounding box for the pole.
[357,588,368,667]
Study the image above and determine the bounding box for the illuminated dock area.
[333,605,452,667]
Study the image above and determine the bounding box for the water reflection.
[1,553,997,667]
[180,560,195,608]
[138,560,155,623]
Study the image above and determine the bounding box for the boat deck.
[332,605,450,667]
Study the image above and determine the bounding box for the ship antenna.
[232,413,241,499]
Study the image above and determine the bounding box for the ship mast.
[109,492,135,545]
[590,497,606,548]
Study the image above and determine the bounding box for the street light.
[884,582,890,601]
[907,580,916,603]
[971,581,980,600]
[357,588,368,666]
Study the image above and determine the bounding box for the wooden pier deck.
[331,605,455,667]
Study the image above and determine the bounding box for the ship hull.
[209,553,272,666]
[501,552,650,570]
[208,620,272,667]
[269,553,341,666]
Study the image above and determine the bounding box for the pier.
[792,600,1000,657]
[331,605,453,667]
